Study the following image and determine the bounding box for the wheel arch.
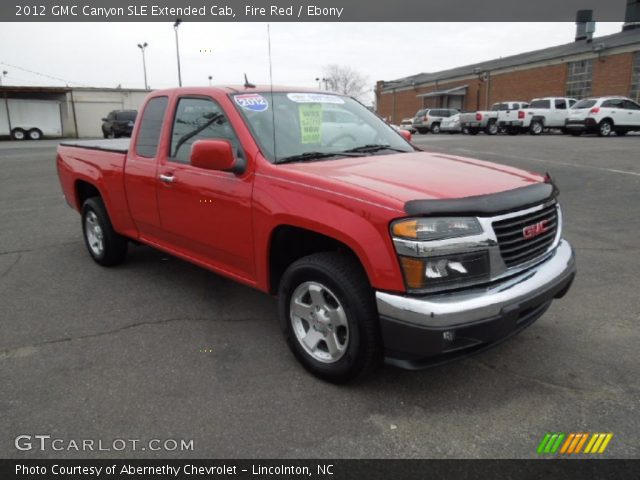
[266,224,370,295]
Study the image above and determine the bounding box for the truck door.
[155,95,254,281]
[553,99,568,126]
[124,96,168,237]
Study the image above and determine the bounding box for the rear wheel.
[10,128,26,140]
[81,197,128,266]
[278,252,382,383]
[485,121,498,135]
[430,123,441,134]
[529,120,543,135]
[27,128,42,140]
[598,120,613,137]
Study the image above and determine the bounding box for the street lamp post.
[174,19,183,87]
[137,42,149,90]
[208,75,213,86]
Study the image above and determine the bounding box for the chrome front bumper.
[376,239,575,329]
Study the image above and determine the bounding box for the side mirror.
[101,118,108,122]
[190,139,236,172]
[399,129,412,142]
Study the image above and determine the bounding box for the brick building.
[376,22,640,123]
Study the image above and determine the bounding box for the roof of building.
[380,27,640,92]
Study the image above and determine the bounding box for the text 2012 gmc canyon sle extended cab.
[57,87,576,383]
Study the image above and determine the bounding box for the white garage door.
[74,101,124,138]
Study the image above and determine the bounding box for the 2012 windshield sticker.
[287,93,345,104]
[234,94,269,112]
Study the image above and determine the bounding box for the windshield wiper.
[341,144,409,154]
[276,151,362,164]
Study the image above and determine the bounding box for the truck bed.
[59,138,130,153]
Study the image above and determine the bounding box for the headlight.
[391,217,483,241]
[399,251,490,290]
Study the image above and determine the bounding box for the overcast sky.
[0,22,624,103]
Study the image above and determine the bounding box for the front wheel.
[278,252,382,383]
[82,197,128,266]
[11,128,26,140]
[430,123,441,134]
[28,128,42,140]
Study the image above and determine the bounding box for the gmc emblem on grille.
[522,220,550,240]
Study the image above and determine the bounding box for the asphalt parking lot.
[1,134,638,459]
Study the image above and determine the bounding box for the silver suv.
[412,108,459,134]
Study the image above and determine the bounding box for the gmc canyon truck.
[56,86,576,383]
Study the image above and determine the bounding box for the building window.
[631,52,640,103]
[565,60,593,99]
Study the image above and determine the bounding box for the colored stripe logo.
[537,433,613,454]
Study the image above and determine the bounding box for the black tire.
[106,129,116,139]
[430,123,441,134]
[467,128,479,135]
[27,128,43,140]
[485,121,498,135]
[81,197,128,266]
[570,131,583,137]
[102,129,109,139]
[278,252,382,383]
[598,120,613,137]
[10,128,26,141]
[529,120,543,135]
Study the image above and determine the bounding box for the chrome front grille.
[492,203,558,268]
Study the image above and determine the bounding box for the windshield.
[232,92,413,163]
[572,99,597,109]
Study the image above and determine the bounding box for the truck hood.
[282,150,545,208]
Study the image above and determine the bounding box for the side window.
[623,100,640,110]
[169,97,241,164]
[568,99,577,107]
[555,99,567,109]
[135,96,168,158]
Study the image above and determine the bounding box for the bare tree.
[322,64,369,100]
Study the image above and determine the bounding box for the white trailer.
[0,98,62,140]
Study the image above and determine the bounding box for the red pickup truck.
[56,86,576,383]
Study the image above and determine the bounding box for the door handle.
[159,174,175,183]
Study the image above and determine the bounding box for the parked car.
[412,108,459,134]
[400,117,417,134]
[440,113,462,133]
[565,96,640,137]
[517,97,577,135]
[57,86,575,383]
[101,110,137,138]
[495,101,530,134]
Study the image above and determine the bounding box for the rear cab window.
[530,100,551,109]
[135,96,169,158]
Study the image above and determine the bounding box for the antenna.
[267,24,277,161]
[243,73,255,89]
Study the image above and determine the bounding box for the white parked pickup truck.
[512,97,578,135]
[460,101,528,135]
